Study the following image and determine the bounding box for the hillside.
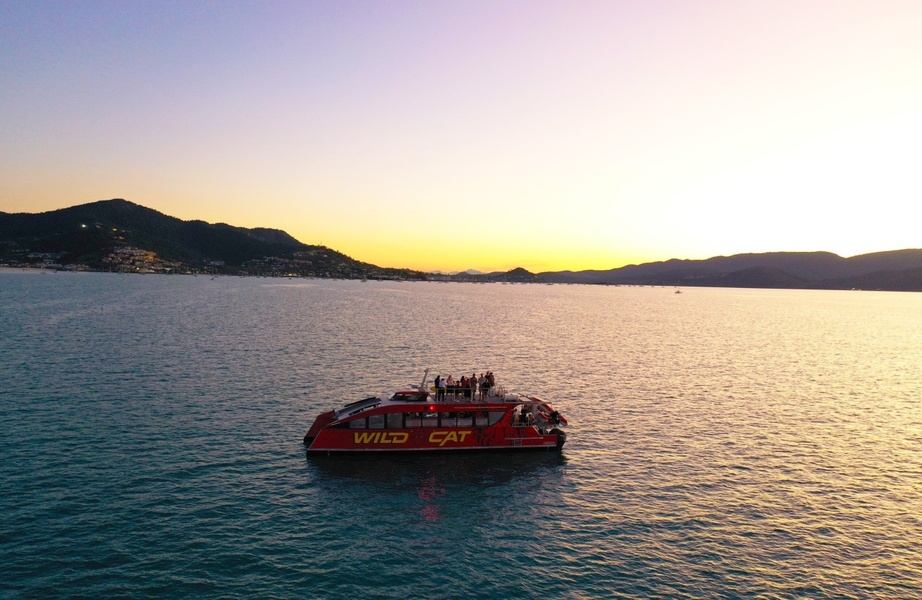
[0,199,420,279]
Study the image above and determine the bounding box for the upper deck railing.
[433,385,507,402]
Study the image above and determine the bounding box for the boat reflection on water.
[305,450,567,488]
[305,452,567,525]
[417,476,444,522]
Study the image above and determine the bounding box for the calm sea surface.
[2,271,921,598]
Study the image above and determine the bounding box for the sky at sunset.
[2,1,921,273]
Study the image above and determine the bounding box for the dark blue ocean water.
[2,271,922,598]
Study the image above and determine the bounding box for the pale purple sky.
[3,1,921,271]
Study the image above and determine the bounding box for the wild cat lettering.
[428,431,472,446]
[353,431,409,444]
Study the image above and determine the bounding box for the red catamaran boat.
[303,370,568,453]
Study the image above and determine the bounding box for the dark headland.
[2,198,921,291]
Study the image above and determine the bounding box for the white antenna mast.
[419,367,431,390]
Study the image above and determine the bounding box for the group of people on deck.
[433,372,496,402]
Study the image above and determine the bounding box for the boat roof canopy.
[391,391,429,402]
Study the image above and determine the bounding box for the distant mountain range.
[2,199,920,290]
[532,251,922,291]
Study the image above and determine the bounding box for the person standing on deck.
[435,375,445,401]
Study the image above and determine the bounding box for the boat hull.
[305,426,565,453]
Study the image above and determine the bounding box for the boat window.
[488,411,505,426]
[382,411,505,428]
[349,418,367,429]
